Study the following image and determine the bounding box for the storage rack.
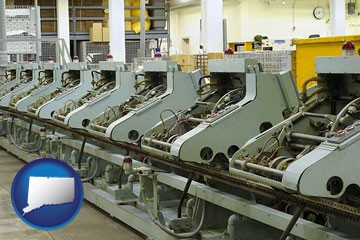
[39,0,169,61]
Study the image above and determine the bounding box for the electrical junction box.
[348,2,356,15]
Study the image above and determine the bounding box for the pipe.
[229,166,286,190]
[290,132,328,142]
[302,112,329,119]
[305,86,330,101]
[195,101,213,106]
[88,123,107,132]
[127,174,136,191]
[289,143,310,150]
[279,205,305,240]
[186,117,205,123]
[300,76,323,97]
[227,214,240,240]
[177,173,194,218]
[234,160,284,177]
[142,137,172,149]
[185,198,196,218]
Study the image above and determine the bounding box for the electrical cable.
[177,173,194,218]
[61,71,70,85]
[91,70,101,82]
[198,75,211,87]
[300,76,323,101]
[255,136,281,161]
[5,120,44,153]
[81,158,99,182]
[78,137,86,170]
[330,96,360,133]
[141,84,166,104]
[160,109,179,135]
[212,88,244,113]
[135,73,145,80]
[140,190,206,239]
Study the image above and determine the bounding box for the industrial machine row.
[0,53,359,240]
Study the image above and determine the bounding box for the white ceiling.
[168,0,201,8]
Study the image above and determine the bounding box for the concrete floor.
[0,148,144,240]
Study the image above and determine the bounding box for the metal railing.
[2,38,71,66]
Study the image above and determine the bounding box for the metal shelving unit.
[124,0,169,56]
[9,0,169,62]
[38,0,169,60]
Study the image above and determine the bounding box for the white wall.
[170,0,360,54]
[246,0,329,40]
[170,5,201,54]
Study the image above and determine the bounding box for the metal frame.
[0,135,351,240]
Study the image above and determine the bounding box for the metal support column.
[330,0,345,36]
[0,0,7,65]
[57,0,71,63]
[34,0,41,63]
[109,0,125,62]
[140,0,146,59]
[201,0,223,53]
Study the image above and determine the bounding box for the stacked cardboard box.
[89,23,103,42]
[170,54,196,73]
[89,22,109,42]
[125,0,132,31]
[6,0,15,5]
[208,52,224,60]
[73,0,103,6]
[42,22,56,32]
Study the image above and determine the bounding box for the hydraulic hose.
[141,190,206,239]
[81,158,99,182]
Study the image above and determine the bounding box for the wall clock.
[313,6,325,20]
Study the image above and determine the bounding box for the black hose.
[78,137,86,170]
[117,165,124,189]
[5,70,10,77]
[279,205,305,240]
[6,118,44,153]
[91,70,101,80]
[38,70,46,78]
[135,73,145,80]
[20,70,27,78]
[61,71,70,85]
[27,119,33,142]
[198,75,211,87]
[81,158,99,182]
[177,172,194,218]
